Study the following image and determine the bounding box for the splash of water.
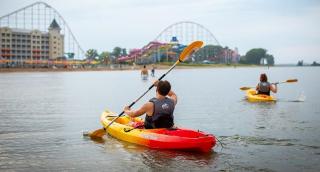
[290,91,306,102]
[297,91,306,102]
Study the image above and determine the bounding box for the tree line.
[85,45,275,65]
[85,47,127,64]
[239,48,274,65]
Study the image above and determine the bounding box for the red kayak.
[101,109,216,152]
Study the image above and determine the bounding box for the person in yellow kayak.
[124,80,177,129]
[256,73,278,95]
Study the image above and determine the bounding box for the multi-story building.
[0,19,64,63]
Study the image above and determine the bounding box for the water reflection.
[1,67,320,171]
[88,132,219,171]
[140,149,217,171]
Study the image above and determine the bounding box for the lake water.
[0,67,319,171]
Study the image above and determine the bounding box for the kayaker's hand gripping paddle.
[105,41,204,130]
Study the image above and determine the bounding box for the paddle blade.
[179,41,203,62]
[83,128,106,140]
[240,87,253,91]
[286,79,298,83]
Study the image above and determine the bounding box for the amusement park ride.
[0,1,239,67]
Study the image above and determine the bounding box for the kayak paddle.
[104,41,204,131]
[273,79,298,84]
[240,79,298,91]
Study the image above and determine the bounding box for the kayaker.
[256,73,277,95]
[124,80,177,129]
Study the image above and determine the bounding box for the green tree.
[297,60,303,66]
[112,47,122,58]
[193,45,224,62]
[121,48,128,56]
[311,61,319,66]
[239,55,247,64]
[245,48,266,64]
[240,48,275,65]
[266,54,274,65]
[86,49,99,60]
[99,51,111,64]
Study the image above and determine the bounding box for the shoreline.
[0,64,303,73]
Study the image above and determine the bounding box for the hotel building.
[0,19,64,63]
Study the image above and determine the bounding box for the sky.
[0,0,320,64]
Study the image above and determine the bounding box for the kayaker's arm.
[270,84,277,93]
[124,102,153,118]
[167,90,177,105]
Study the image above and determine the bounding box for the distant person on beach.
[151,64,155,77]
[141,65,149,76]
[124,80,177,129]
[256,73,277,95]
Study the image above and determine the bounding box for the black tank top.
[258,82,271,95]
[145,97,175,129]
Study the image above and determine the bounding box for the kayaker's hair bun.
[260,73,268,82]
[157,80,171,96]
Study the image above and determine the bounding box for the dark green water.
[0,67,319,171]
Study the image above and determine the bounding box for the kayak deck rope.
[124,124,144,132]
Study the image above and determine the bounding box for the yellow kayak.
[246,89,276,102]
[100,109,216,152]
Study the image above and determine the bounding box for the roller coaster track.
[0,1,85,59]
[154,21,221,46]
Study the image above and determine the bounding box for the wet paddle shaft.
[105,41,204,130]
